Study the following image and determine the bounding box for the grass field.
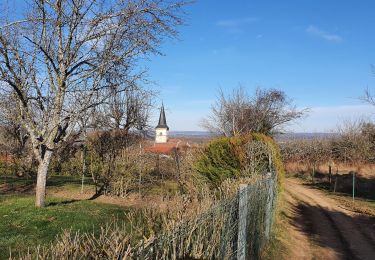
[0,176,130,259]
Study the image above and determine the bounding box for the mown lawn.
[0,176,130,259]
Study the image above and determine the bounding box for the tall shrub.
[195,133,284,187]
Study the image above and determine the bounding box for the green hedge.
[195,133,284,188]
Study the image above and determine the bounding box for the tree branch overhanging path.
[0,0,188,208]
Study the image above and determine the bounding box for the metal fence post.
[237,184,248,260]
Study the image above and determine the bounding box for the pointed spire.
[156,103,169,130]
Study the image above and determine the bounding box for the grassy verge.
[262,194,290,260]
[0,185,130,259]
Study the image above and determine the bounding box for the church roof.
[145,139,190,154]
[156,104,169,130]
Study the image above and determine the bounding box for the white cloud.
[306,25,343,43]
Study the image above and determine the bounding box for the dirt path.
[283,178,375,260]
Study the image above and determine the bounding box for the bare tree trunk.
[35,150,53,208]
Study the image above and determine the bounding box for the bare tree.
[95,79,155,132]
[332,119,373,165]
[202,86,307,136]
[0,0,187,207]
[362,88,375,106]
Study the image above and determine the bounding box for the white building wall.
[155,128,168,143]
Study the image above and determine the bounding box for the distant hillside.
[169,131,337,141]
[169,131,214,138]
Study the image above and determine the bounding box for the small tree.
[202,86,306,137]
[86,130,141,195]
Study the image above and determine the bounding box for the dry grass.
[14,175,274,259]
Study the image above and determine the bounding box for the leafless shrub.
[280,119,375,169]
[331,119,374,166]
[202,86,307,136]
[86,130,143,195]
[243,140,273,176]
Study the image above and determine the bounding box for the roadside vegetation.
[0,55,303,257]
[0,1,336,259]
[1,132,285,258]
[279,119,375,209]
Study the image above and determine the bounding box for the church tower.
[155,103,169,143]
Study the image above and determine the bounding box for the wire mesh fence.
[131,172,277,260]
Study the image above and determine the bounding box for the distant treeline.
[280,120,375,166]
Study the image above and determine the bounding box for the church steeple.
[156,103,169,130]
[155,103,169,143]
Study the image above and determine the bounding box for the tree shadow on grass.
[47,199,80,206]
[88,186,105,201]
[47,186,104,207]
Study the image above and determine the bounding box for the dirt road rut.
[284,178,375,260]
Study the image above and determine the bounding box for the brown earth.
[283,178,375,260]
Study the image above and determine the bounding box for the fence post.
[237,184,248,260]
[352,171,355,201]
[328,164,332,186]
[333,167,338,193]
[265,173,273,240]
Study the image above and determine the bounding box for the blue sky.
[6,1,375,132]
[147,0,375,132]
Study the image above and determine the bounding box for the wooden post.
[328,164,332,186]
[333,167,338,193]
[352,172,355,201]
[237,184,248,260]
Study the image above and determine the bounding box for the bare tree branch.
[202,86,308,136]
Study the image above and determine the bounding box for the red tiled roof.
[145,139,189,154]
